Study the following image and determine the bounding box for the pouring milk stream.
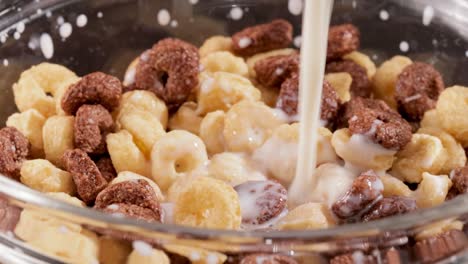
[288,0,334,206]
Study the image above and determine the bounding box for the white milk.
[288,0,334,206]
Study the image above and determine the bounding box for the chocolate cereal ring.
[102,203,160,223]
[95,180,161,222]
[395,62,445,121]
[234,180,287,227]
[134,38,199,109]
[327,24,360,61]
[448,166,468,197]
[326,60,371,98]
[62,149,108,204]
[74,105,114,155]
[0,127,30,179]
[61,72,123,115]
[95,156,117,182]
[344,97,412,150]
[413,230,467,264]
[232,19,293,57]
[332,171,383,220]
[277,73,340,123]
[254,53,299,88]
[361,196,417,222]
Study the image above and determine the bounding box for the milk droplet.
[423,5,434,26]
[59,22,73,39]
[16,22,25,33]
[238,37,252,48]
[37,9,43,15]
[57,16,65,25]
[40,33,54,59]
[189,0,199,4]
[45,11,52,18]
[157,9,171,26]
[76,14,88,27]
[379,10,389,21]
[97,12,103,18]
[399,41,409,52]
[294,35,302,48]
[352,0,357,8]
[106,204,119,210]
[28,37,39,50]
[3,59,9,66]
[465,50,468,57]
[0,35,7,43]
[170,20,178,27]
[229,7,243,20]
[13,32,20,40]
[288,0,303,16]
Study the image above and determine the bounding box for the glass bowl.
[0,0,468,263]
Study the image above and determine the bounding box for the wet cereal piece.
[276,73,300,116]
[74,105,114,155]
[0,127,30,179]
[321,80,342,122]
[395,62,445,121]
[234,180,287,227]
[254,53,299,88]
[276,202,336,230]
[232,19,293,57]
[277,73,340,123]
[62,149,108,204]
[332,171,383,220]
[134,38,199,109]
[361,196,417,222]
[344,97,412,150]
[95,180,161,222]
[330,248,401,264]
[327,24,360,61]
[449,166,468,195]
[326,60,371,98]
[0,196,21,232]
[173,176,241,229]
[102,203,160,223]
[240,254,298,264]
[413,230,467,264]
[95,157,117,182]
[61,72,123,115]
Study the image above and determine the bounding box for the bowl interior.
[0,0,467,126]
[0,0,467,231]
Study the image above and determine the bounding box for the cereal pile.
[0,19,467,263]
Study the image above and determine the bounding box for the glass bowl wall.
[0,0,467,263]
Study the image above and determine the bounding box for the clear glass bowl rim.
[1,0,468,244]
[2,175,468,241]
